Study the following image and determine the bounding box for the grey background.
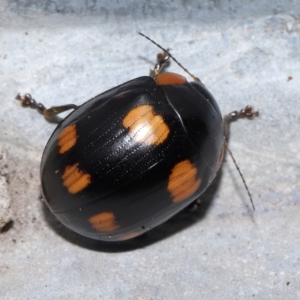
[1,0,300,299]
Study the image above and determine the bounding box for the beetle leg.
[223,105,259,141]
[16,93,78,121]
[152,49,200,82]
[151,49,171,78]
[222,105,258,211]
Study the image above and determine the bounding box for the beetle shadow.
[42,169,223,252]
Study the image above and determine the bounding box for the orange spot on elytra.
[156,72,187,86]
[123,105,170,146]
[117,232,142,241]
[89,212,119,232]
[62,163,91,193]
[58,124,77,154]
[168,159,201,203]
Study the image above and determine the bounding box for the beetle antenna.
[224,141,255,210]
[139,32,200,82]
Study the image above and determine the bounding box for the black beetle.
[16,33,258,241]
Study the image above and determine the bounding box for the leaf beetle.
[16,33,258,242]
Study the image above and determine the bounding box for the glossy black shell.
[41,75,224,241]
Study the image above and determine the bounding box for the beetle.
[16,33,258,241]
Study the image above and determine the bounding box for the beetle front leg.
[16,93,78,122]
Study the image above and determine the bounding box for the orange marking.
[89,212,119,232]
[168,159,201,203]
[117,232,142,241]
[123,105,170,146]
[156,72,187,86]
[58,124,77,154]
[62,163,91,193]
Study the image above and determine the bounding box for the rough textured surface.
[1,1,300,299]
[0,151,12,230]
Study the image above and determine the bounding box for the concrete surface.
[1,1,300,299]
